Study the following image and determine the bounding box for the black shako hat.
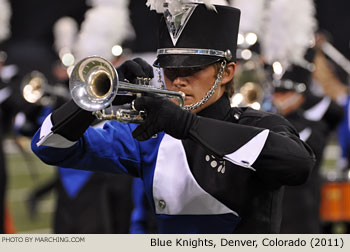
[153,4,241,68]
[273,48,316,93]
[273,65,309,93]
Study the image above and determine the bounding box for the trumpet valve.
[136,77,152,86]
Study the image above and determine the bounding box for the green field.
[5,137,56,234]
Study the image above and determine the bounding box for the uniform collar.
[284,108,304,120]
[196,95,231,120]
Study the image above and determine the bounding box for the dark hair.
[224,79,235,98]
[213,61,235,98]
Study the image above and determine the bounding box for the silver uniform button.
[158,200,166,209]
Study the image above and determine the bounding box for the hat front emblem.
[163,3,197,46]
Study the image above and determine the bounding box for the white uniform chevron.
[153,134,237,216]
[299,127,312,142]
[223,129,269,171]
[303,97,330,121]
[37,114,77,148]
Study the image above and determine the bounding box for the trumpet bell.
[22,71,47,104]
[69,56,118,111]
[231,58,267,110]
[240,82,264,105]
[69,56,185,123]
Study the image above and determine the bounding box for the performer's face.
[163,62,235,113]
[273,91,304,115]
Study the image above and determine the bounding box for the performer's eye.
[163,66,205,81]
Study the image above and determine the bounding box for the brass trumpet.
[231,58,267,110]
[69,56,185,123]
[22,71,69,106]
[239,81,264,105]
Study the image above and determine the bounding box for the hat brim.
[273,87,294,93]
[153,54,222,68]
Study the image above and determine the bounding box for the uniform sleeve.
[303,94,344,131]
[323,99,345,130]
[188,112,315,187]
[337,100,350,161]
[31,114,141,177]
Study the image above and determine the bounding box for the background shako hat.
[154,3,241,68]
[273,48,316,93]
[272,65,309,94]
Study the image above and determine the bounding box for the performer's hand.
[113,58,154,105]
[117,58,154,83]
[132,94,196,141]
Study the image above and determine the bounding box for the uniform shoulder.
[236,107,285,122]
[233,107,296,133]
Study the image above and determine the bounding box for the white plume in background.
[53,17,78,54]
[260,0,317,70]
[146,0,226,14]
[231,0,266,36]
[74,0,135,62]
[146,0,166,13]
[0,0,11,42]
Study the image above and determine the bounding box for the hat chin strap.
[183,60,226,111]
[156,60,227,111]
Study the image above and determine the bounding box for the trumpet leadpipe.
[117,81,185,107]
[69,56,185,122]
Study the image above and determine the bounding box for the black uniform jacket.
[185,95,315,233]
[32,95,315,233]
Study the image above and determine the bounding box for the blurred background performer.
[2,0,89,233]
[18,16,83,223]
[230,0,269,111]
[0,0,87,129]
[0,2,88,217]
[259,0,345,233]
[314,0,350,233]
[0,0,11,234]
[259,0,319,234]
[272,61,344,233]
[49,0,135,233]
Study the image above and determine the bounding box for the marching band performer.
[31,1,314,233]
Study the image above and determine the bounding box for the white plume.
[146,0,225,14]
[146,0,166,13]
[0,0,11,42]
[231,0,266,36]
[53,17,78,54]
[260,0,317,70]
[74,1,134,62]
